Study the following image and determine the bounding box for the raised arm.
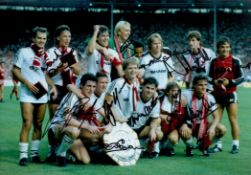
[86,25,100,55]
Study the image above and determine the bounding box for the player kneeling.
[47,74,111,166]
[181,74,226,157]
[159,82,191,156]
[126,77,163,158]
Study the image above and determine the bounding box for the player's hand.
[101,123,112,133]
[105,94,113,105]
[26,81,39,94]
[179,124,192,139]
[105,123,113,133]
[149,130,157,142]
[101,48,113,61]
[94,25,100,32]
[222,78,229,86]
[87,124,100,134]
[160,114,170,124]
[215,79,223,86]
[58,62,68,71]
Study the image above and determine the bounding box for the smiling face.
[141,84,157,101]
[118,24,131,42]
[80,80,96,98]
[124,63,139,81]
[97,31,109,47]
[166,87,180,102]
[57,30,71,48]
[218,42,231,58]
[32,32,47,49]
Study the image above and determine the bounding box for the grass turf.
[0,87,251,175]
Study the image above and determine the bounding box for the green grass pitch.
[1,87,251,175]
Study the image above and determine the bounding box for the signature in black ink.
[127,112,147,127]
[104,139,142,152]
[189,99,217,121]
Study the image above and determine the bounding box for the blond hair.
[147,33,163,50]
[123,57,139,70]
[114,21,131,36]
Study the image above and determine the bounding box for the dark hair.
[80,73,97,86]
[192,73,208,87]
[31,26,48,38]
[142,77,158,87]
[98,25,109,37]
[55,24,71,38]
[187,30,201,41]
[96,72,108,79]
[217,36,231,50]
[165,82,180,93]
[133,40,144,49]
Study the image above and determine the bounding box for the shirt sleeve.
[14,49,24,68]
[149,100,160,118]
[208,94,217,112]
[107,79,119,95]
[229,58,244,86]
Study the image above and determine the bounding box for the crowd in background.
[1,11,251,80]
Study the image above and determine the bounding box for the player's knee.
[36,115,46,125]
[22,119,32,130]
[168,134,179,145]
[229,116,238,124]
[64,127,80,139]
[76,151,91,165]
[156,130,163,141]
[216,124,227,137]
[81,157,91,164]
[179,127,192,139]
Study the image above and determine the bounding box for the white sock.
[30,140,41,157]
[19,142,29,160]
[232,140,239,148]
[153,142,160,153]
[56,135,74,157]
[216,139,222,148]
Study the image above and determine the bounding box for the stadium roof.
[0,0,250,10]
